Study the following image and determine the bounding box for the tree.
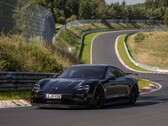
[78,0,96,19]
[164,8,168,26]
[107,3,123,19]
[93,0,107,18]
[122,0,126,7]
[67,0,79,15]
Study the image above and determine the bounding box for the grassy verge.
[127,32,168,68]
[137,78,151,89]
[117,35,148,71]
[56,23,161,56]
[56,23,63,29]
[81,32,103,63]
[0,91,31,100]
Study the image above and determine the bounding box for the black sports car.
[31,64,139,108]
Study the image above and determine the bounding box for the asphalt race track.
[0,31,168,126]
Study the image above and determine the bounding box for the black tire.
[129,87,138,104]
[93,87,105,109]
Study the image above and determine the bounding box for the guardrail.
[0,72,56,91]
[54,19,164,41]
[123,34,168,73]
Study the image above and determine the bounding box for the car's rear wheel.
[93,87,105,109]
[129,87,138,104]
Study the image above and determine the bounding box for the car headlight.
[76,85,90,91]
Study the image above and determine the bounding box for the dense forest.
[29,0,168,24]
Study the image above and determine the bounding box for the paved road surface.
[0,31,168,126]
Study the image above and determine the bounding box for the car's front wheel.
[93,86,105,109]
[129,87,138,104]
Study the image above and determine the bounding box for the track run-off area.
[0,30,168,126]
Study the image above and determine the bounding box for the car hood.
[41,78,93,94]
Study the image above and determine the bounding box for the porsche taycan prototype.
[31,64,139,108]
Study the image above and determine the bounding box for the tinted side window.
[113,67,126,78]
[105,68,115,79]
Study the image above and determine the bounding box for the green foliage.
[117,35,147,71]
[56,28,81,49]
[57,16,66,24]
[92,0,107,18]
[65,0,79,18]
[79,0,96,19]
[134,32,145,42]
[164,8,168,26]
[145,0,168,9]
[0,91,31,100]
[29,0,168,22]
[66,15,77,22]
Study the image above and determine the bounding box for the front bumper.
[31,93,94,108]
[31,103,88,109]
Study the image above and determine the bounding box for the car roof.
[71,64,115,68]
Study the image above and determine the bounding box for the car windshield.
[59,66,105,79]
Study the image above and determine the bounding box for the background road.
[0,31,168,126]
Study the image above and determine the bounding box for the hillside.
[0,22,163,72]
[0,35,79,72]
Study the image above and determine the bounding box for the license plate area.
[45,94,62,99]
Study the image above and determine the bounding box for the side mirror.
[108,74,116,80]
[53,72,62,78]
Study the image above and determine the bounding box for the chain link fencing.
[55,19,164,40]
[25,4,56,44]
[0,1,56,44]
[0,0,25,33]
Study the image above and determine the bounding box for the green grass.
[127,32,168,68]
[0,91,31,100]
[137,78,151,89]
[56,23,63,29]
[81,32,103,64]
[117,35,148,71]
[134,32,145,42]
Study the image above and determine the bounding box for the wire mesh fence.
[25,4,56,44]
[55,19,164,40]
[0,0,22,33]
[0,0,56,44]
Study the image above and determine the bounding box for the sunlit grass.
[127,32,168,68]
[0,91,31,100]
[117,35,148,71]
[81,32,102,64]
[56,23,63,29]
[137,78,151,89]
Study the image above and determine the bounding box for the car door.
[105,68,120,99]
[105,67,130,100]
[112,67,130,98]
